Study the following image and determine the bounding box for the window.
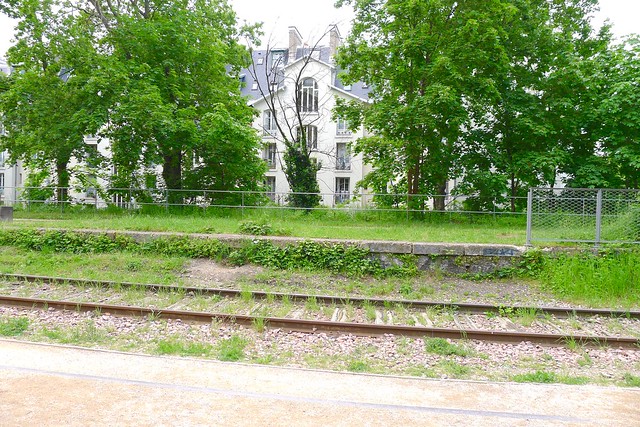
[336,117,350,135]
[335,177,350,204]
[0,173,4,196]
[263,143,277,169]
[296,125,317,149]
[0,150,5,167]
[257,57,264,65]
[251,82,258,90]
[270,50,285,69]
[297,78,318,112]
[263,110,276,134]
[336,143,350,170]
[265,176,276,201]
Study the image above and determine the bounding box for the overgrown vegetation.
[0,229,418,278]
[540,250,640,306]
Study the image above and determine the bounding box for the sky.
[0,0,638,59]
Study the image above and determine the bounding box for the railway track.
[1,275,639,349]
[3,273,639,320]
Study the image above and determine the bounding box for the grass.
[541,251,640,307]
[0,246,187,285]
[156,336,213,356]
[0,316,29,336]
[216,335,248,361]
[512,370,557,383]
[623,373,640,387]
[424,338,470,357]
[4,207,527,244]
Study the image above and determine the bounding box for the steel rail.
[1,295,638,349]
[2,273,639,319]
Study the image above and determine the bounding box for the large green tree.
[457,0,610,211]
[1,0,265,204]
[336,0,514,211]
[0,0,97,199]
[572,36,640,189]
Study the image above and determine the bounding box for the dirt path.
[1,339,638,426]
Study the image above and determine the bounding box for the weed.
[437,360,470,378]
[0,316,29,336]
[514,307,539,327]
[305,295,320,312]
[559,375,590,385]
[347,360,371,373]
[577,353,593,367]
[216,335,248,362]
[240,288,254,303]
[399,282,413,298]
[252,317,268,333]
[564,337,582,352]
[513,370,557,383]
[424,338,469,357]
[156,337,213,356]
[362,300,377,322]
[623,373,640,387]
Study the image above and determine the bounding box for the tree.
[581,36,640,189]
[1,0,266,205]
[336,0,515,212]
[0,0,97,200]
[247,27,345,209]
[457,0,610,211]
[83,0,265,203]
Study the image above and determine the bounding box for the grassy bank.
[4,206,527,244]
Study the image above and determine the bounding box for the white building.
[240,26,372,207]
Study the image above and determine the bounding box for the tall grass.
[541,250,640,307]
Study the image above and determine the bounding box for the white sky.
[0,0,638,58]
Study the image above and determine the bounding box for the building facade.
[240,26,372,207]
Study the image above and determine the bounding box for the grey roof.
[240,46,370,102]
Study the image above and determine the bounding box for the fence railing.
[526,187,640,246]
[0,185,528,218]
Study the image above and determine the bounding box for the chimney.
[288,26,302,61]
[329,25,341,62]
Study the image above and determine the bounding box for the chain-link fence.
[0,185,528,219]
[526,188,640,246]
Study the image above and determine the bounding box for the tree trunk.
[55,158,70,201]
[162,147,183,205]
[433,179,447,212]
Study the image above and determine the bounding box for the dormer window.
[270,50,286,69]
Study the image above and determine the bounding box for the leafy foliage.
[1,0,266,200]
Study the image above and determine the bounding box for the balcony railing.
[336,158,350,171]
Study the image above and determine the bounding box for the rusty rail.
[2,273,639,319]
[1,295,638,349]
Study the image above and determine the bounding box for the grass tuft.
[0,316,29,336]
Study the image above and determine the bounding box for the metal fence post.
[241,192,245,218]
[526,188,533,247]
[595,189,603,248]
